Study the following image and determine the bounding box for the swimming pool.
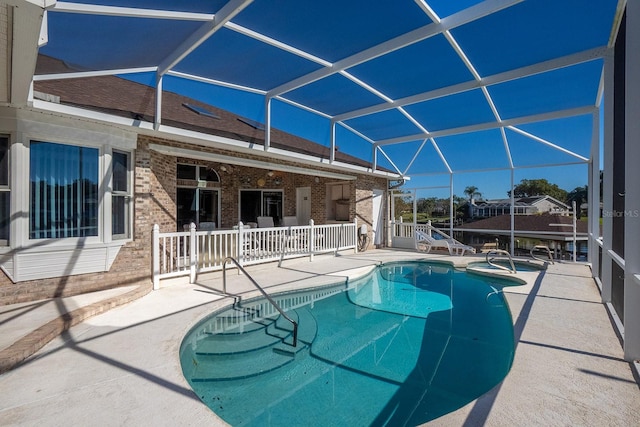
[180,261,520,426]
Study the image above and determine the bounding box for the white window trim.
[0,108,137,282]
[110,148,134,241]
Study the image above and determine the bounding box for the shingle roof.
[459,213,587,234]
[33,55,374,170]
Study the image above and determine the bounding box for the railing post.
[309,219,315,262]
[354,218,358,253]
[238,222,245,265]
[189,222,196,283]
[152,224,160,290]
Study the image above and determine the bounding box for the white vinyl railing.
[152,220,358,289]
[393,220,453,241]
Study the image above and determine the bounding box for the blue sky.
[127,70,591,199]
[41,0,613,203]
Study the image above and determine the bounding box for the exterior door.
[296,187,311,225]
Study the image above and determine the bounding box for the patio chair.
[257,216,275,228]
[415,230,475,256]
[282,216,298,226]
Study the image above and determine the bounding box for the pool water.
[180,261,519,426]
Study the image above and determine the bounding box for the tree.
[464,186,482,203]
[463,186,481,218]
[508,178,567,202]
[392,191,412,219]
[567,185,588,218]
[416,197,437,216]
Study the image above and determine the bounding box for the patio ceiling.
[32,0,622,179]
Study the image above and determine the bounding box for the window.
[177,164,220,182]
[112,151,131,239]
[240,190,283,225]
[177,164,197,180]
[176,164,220,230]
[0,136,9,245]
[30,141,99,239]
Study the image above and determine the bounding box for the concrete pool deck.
[0,249,638,426]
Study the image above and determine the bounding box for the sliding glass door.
[240,190,283,225]
[177,188,219,230]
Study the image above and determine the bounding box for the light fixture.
[267,170,274,177]
[314,177,320,183]
[219,165,227,172]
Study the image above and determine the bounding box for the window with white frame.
[0,136,9,245]
[112,150,131,239]
[29,141,99,239]
[0,115,137,282]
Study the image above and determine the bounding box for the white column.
[601,52,615,303]
[449,174,454,237]
[624,0,640,361]
[510,168,515,257]
[189,222,196,284]
[154,74,163,130]
[330,121,336,164]
[264,97,271,151]
[152,224,160,290]
[588,110,600,277]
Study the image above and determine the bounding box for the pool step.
[190,306,318,381]
[196,312,296,355]
[202,305,273,335]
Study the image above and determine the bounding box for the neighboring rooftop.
[459,212,588,237]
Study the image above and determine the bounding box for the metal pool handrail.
[530,245,555,264]
[222,257,298,347]
[485,249,517,274]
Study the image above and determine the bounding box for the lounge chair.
[415,230,475,256]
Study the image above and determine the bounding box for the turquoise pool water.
[180,261,519,426]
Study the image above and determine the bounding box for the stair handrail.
[485,249,517,273]
[223,257,298,347]
[530,245,555,264]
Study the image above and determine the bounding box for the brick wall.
[0,134,388,304]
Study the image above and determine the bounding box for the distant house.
[470,195,570,218]
[458,213,589,260]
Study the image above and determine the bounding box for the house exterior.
[470,195,570,218]
[0,50,394,303]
